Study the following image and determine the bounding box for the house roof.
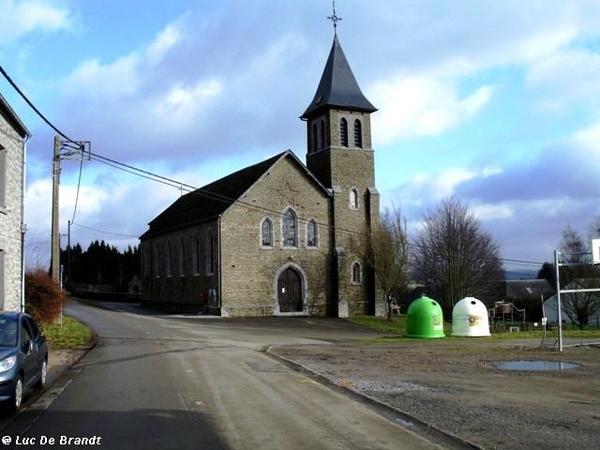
[0,93,30,139]
[140,150,329,239]
[505,279,554,300]
[301,34,376,119]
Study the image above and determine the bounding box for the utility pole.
[50,136,90,286]
[51,136,60,284]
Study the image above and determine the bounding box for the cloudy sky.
[1,0,600,273]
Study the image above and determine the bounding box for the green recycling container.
[406,295,446,339]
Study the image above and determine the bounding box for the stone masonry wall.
[0,113,24,311]
[220,155,331,317]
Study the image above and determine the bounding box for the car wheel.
[12,376,23,411]
[35,359,47,389]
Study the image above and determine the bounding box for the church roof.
[301,34,376,119]
[140,150,328,239]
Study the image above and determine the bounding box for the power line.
[2,64,549,269]
[0,65,77,144]
[71,222,139,239]
[70,156,84,223]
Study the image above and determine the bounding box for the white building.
[0,94,30,311]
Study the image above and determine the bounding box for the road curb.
[265,345,483,450]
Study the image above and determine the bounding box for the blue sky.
[1,0,600,272]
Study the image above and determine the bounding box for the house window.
[351,261,362,285]
[282,208,298,247]
[154,242,160,276]
[179,236,185,276]
[312,123,318,153]
[0,145,6,209]
[340,118,348,147]
[206,229,214,275]
[261,218,273,247]
[166,240,172,276]
[307,219,318,248]
[192,233,200,275]
[354,119,362,148]
[349,188,359,210]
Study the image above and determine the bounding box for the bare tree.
[559,225,588,264]
[412,197,504,316]
[354,207,411,319]
[557,225,600,329]
[561,277,600,329]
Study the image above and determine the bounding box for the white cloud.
[398,166,502,206]
[472,204,515,221]
[371,75,494,144]
[572,120,600,157]
[0,0,73,45]
[64,55,140,100]
[146,22,183,65]
[151,79,222,128]
[527,48,600,112]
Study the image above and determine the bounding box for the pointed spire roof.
[301,34,376,119]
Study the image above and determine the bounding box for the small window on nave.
[351,261,361,285]
[349,188,359,210]
[307,219,318,248]
[261,218,273,247]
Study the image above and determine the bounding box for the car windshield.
[0,318,18,347]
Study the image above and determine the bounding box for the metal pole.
[554,250,563,352]
[67,219,71,284]
[51,135,60,284]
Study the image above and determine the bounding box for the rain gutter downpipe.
[20,134,30,312]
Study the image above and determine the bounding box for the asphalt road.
[0,302,446,449]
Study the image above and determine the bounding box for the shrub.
[25,269,64,325]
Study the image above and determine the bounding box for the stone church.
[140,32,382,317]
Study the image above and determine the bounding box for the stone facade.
[0,95,29,312]
[219,157,331,317]
[140,33,384,317]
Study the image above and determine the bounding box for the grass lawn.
[349,315,600,340]
[42,316,95,348]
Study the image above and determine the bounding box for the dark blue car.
[0,312,48,410]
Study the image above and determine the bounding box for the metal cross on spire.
[327,0,342,33]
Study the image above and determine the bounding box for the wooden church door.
[278,268,302,313]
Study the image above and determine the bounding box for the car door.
[24,317,44,382]
[21,317,44,388]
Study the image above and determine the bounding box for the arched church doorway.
[277,267,303,313]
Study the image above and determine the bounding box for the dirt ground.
[271,338,600,450]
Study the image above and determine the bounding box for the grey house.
[0,94,30,311]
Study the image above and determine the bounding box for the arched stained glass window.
[282,208,298,247]
[261,218,273,247]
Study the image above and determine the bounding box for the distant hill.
[504,269,539,280]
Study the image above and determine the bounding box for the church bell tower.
[301,21,380,315]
